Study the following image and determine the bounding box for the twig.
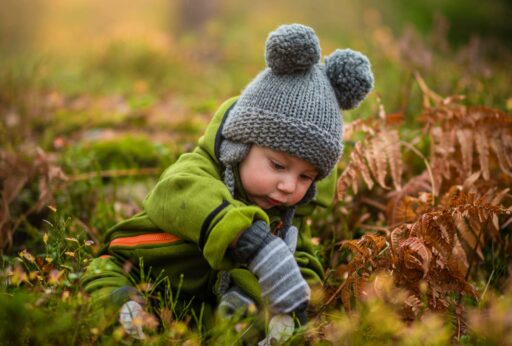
[324,282,345,308]
[360,197,387,212]
[323,261,367,310]
[480,269,495,302]
[413,71,443,107]
[400,141,437,202]
[501,216,512,230]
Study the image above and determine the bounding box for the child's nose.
[277,175,297,194]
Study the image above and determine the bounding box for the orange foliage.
[333,75,512,326]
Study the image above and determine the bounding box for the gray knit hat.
[221,23,374,181]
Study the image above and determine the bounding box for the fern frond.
[362,233,387,253]
[490,134,512,177]
[446,234,469,279]
[387,173,433,225]
[343,118,376,139]
[453,210,484,260]
[456,129,474,175]
[390,225,408,263]
[490,188,509,206]
[382,130,403,190]
[403,293,424,320]
[367,136,389,188]
[336,159,359,199]
[420,98,512,189]
[461,171,482,194]
[474,131,490,180]
[396,196,420,224]
[353,142,374,190]
[400,237,432,278]
[341,239,368,258]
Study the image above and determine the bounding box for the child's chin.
[252,196,286,209]
[257,203,272,210]
[259,202,286,210]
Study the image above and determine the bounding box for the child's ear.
[324,49,374,110]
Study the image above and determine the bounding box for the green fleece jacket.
[81,97,336,314]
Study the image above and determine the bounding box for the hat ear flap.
[325,49,374,110]
[265,24,321,74]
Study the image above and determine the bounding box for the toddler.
[82,23,374,342]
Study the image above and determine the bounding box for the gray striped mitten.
[232,220,310,314]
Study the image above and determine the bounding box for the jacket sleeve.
[81,256,133,306]
[142,146,269,271]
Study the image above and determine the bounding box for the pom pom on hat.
[325,49,374,110]
[265,24,321,74]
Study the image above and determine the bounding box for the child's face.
[239,145,318,210]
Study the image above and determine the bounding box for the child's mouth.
[267,197,284,207]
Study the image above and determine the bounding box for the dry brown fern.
[416,73,512,193]
[338,73,511,200]
[337,233,389,312]
[332,76,512,324]
[387,172,434,225]
[337,208,464,317]
[337,100,404,200]
[334,165,511,321]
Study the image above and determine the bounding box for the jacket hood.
[197,97,239,168]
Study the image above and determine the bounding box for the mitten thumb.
[282,226,298,254]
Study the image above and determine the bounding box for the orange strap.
[110,233,181,247]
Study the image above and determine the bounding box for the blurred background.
[0,0,511,243]
[1,0,511,119]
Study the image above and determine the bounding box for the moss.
[172,118,206,136]
[127,93,157,113]
[65,134,178,172]
[53,109,129,135]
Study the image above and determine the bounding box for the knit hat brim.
[222,107,342,179]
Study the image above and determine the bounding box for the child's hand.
[232,220,310,314]
[258,314,295,346]
[119,300,146,340]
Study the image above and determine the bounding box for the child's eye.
[271,160,285,170]
[299,174,314,181]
